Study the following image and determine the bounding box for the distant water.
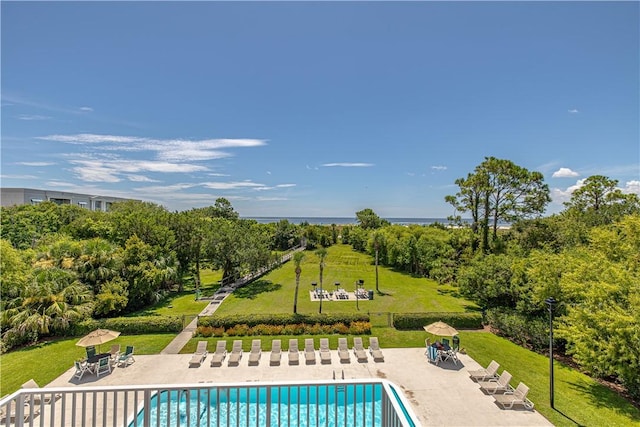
[243,217,462,225]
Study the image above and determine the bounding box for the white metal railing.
[1,379,418,427]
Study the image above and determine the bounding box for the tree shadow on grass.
[233,279,282,300]
[566,378,640,423]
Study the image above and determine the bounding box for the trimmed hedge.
[198,313,369,329]
[71,316,183,335]
[393,312,483,330]
[195,321,371,337]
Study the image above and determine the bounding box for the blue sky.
[2,1,638,218]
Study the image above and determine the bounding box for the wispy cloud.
[431,165,447,171]
[79,106,94,112]
[276,184,296,188]
[568,108,579,114]
[202,181,266,190]
[552,167,579,178]
[125,174,160,183]
[18,161,55,167]
[69,159,208,182]
[17,114,52,121]
[321,162,374,167]
[38,133,266,162]
[1,174,38,179]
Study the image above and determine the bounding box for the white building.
[0,188,133,211]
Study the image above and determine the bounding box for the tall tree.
[563,175,640,226]
[371,231,385,293]
[316,247,328,314]
[292,251,305,314]
[446,157,550,252]
[355,208,388,230]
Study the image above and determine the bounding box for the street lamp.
[545,297,557,409]
[354,281,359,311]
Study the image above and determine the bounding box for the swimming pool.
[128,380,418,427]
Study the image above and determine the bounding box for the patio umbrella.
[76,329,121,352]
[423,321,459,337]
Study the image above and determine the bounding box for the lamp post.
[545,297,557,409]
[355,281,359,311]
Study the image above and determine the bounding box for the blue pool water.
[129,383,395,427]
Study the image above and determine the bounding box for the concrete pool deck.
[45,348,552,426]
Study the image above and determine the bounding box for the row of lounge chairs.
[189,337,385,367]
[468,360,534,410]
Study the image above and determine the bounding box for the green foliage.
[72,315,183,335]
[355,208,389,229]
[198,313,369,329]
[392,312,483,330]
[484,308,548,350]
[195,320,372,337]
[93,277,129,317]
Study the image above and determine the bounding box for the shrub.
[348,321,372,335]
[71,316,183,335]
[393,312,482,330]
[485,308,548,351]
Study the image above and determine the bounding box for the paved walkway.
[47,348,553,426]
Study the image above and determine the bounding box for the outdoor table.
[86,352,111,373]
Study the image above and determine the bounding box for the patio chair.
[452,335,460,351]
[0,400,33,424]
[270,339,282,366]
[117,346,135,367]
[478,370,513,395]
[96,356,111,378]
[338,338,350,363]
[288,339,300,365]
[426,344,442,365]
[109,344,121,366]
[21,379,62,406]
[353,337,368,362]
[248,339,262,365]
[319,338,331,364]
[210,340,227,367]
[73,360,91,380]
[304,339,317,364]
[228,340,243,366]
[424,338,430,355]
[189,341,209,367]
[368,337,384,362]
[468,360,500,382]
[86,346,96,359]
[442,338,450,349]
[493,382,535,410]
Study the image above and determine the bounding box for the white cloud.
[322,163,374,167]
[79,106,94,112]
[69,159,208,183]
[1,174,38,179]
[622,180,640,195]
[552,167,579,178]
[37,133,266,162]
[17,114,51,120]
[202,181,265,190]
[18,162,55,167]
[276,184,296,188]
[257,196,288,201]
[126,174,159,183]
[568,109,579,114]
[431,166,447,171]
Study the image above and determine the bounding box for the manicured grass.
[183,330,640,426]
[215,244,476,316]
[0,334,176,397]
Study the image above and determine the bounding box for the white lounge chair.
[270,339,282,365]
[494,382,535,410]
[248,339,262,365]
[288,339,300,365]
[304,339,317,364]
[189,341,209,367]
[210,340,227,367]
[338,338,350,363]
[479,370,513,394]
[228,340,243,366]
[21,379,61,406]
[469,360,500,382]
[368,337,384,362]
[353,337,368,362]
[319,338,332,364]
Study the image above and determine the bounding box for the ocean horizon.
[243,216,466,225]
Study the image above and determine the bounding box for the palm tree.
[2,267,93,343]
[316,247,328,314]
[372,231,384,293]
[292,251,305,314]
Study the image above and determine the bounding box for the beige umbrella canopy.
[423,321,459,337]
[76,329,121,350]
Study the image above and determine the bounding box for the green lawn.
[215,244,476,316]
[0,334,176,397]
